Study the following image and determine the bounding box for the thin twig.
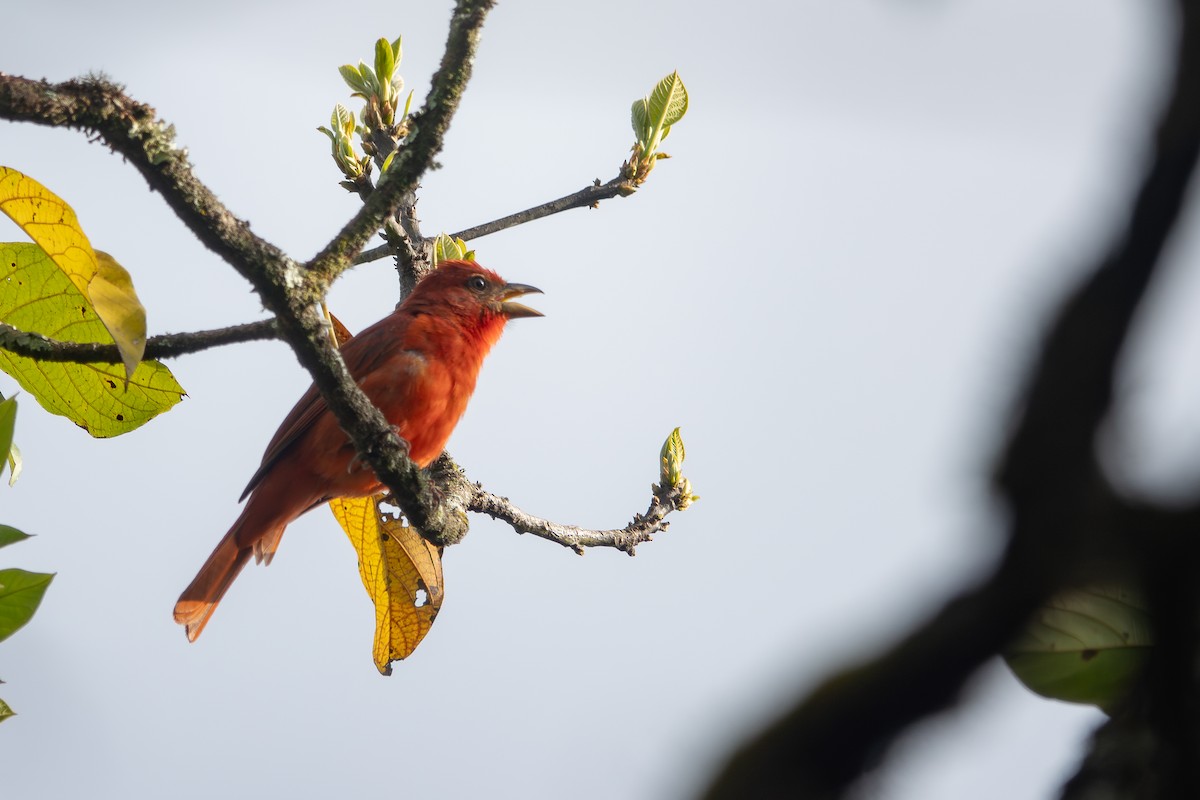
[452,176,633,243]
[470,481,685,555]
[353,177,636,266]
[0,319,278,363]
[356,240,397,267]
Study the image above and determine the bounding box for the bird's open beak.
[499,282,544,319]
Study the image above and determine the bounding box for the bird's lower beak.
[499,282,544,319]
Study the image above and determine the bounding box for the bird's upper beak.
[499,282,544,319]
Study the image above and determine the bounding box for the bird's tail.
[174,501,291,642]
[174,478,304,641]
[173,526,254,642]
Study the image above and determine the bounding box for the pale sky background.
[3,1,1197,798]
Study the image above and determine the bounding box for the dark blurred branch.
[701,1,1200,797]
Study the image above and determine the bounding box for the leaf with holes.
[1004,585,1152,713]
[330,495,444,674]
[0,243,183,437]
[0,167,151,382]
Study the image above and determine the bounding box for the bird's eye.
[467,274,488,292]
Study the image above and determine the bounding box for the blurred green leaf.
[0,396,14,478]
[0,526,30,549]
[0,697,13,723]
[0,568,53,643]
[1005,586,1152,713]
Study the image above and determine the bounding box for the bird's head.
[412,259,543,323]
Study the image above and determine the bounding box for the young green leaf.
[660,427,686,487]
[333,104,356,137]
[432,233,473,266]
[631,99,652,146]
[374,37,395,87]
[625,72,689,184]
[0,697,13,723]
[338,65,371,96]
[647,71,688,131]
[358,60,382,97]
[0,568,53,643]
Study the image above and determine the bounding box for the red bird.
[174,260,541,641]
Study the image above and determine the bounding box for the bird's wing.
[237,314,411,501]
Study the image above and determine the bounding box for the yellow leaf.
[0,166,95,296]
[0,243,183,437]
[0,167,150,381]
[330,495,444,674]
[90,251,147,382]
